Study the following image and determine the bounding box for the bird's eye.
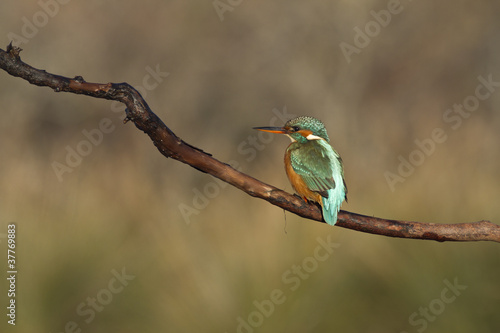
[292,126,300,132]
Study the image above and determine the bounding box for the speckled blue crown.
[285,116,330,142]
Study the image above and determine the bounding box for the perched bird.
[254,116,347,225]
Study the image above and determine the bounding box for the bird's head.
[253,116,329,144]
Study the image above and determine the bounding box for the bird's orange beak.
[253,126,288,134]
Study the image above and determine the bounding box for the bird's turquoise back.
[288,139,346,225]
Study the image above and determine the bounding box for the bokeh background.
[1,1,499,332]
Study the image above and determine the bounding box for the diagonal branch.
[1,43,498,243]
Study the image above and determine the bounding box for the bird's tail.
[321,188,345,226]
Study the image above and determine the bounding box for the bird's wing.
[289,142,336,198]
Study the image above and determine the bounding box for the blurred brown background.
[1,1,499,332]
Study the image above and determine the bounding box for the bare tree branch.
[1,43,498,243]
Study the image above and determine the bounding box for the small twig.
[1,43,498,243]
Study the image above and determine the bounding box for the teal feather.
[288,141,336,197]
[281,116,346,225]
[254,115,347,225]
[289,139,346,225]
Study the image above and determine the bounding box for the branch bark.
[1,43,498,243]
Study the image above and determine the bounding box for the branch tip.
[6,42,22,59]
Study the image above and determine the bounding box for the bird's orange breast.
[284,149,323,206]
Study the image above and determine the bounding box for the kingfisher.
[254,116,347,225]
